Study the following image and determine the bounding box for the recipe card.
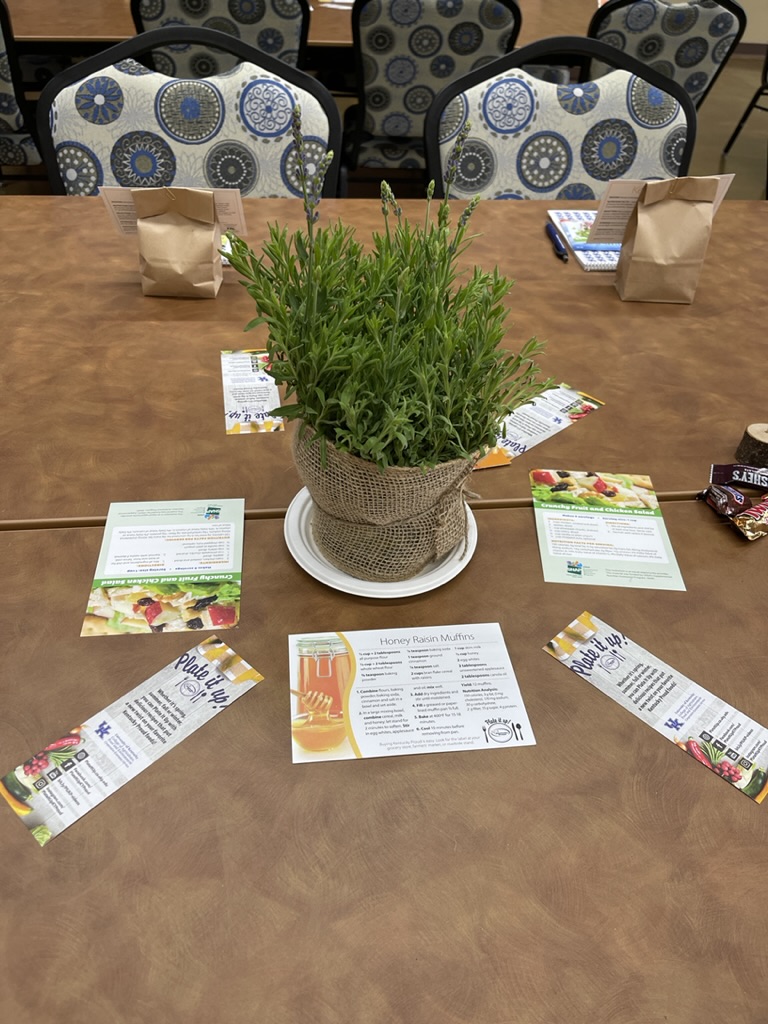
[530,469,685,590]
[1,637,263,846]
[220,349,284,434]
[545,612,768,803]
[82,499,245,636]
[476,384,603,468]
[288,624,534,763]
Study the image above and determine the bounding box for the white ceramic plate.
[283,487,477,598]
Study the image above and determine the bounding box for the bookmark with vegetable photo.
[220,349,284,434]
[1,638,263,846]
[476,384,603,469]
[545,612,768,803]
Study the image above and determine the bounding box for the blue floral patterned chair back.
[424,36,697,200]
[0,0,41,165]
[36,28,341,196]
[347,0,521,170]
[130,0,311,72]
[587,0,746,108]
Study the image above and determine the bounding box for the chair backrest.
[36,27,342,197]
[0,0,41,165]
[350,0,521,153]
[424,36,697,200]
[587,0,746,108]
[130,0,310,71]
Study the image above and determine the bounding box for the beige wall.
[740,1,768,45]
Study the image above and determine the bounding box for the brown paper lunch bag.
[132,186,223,298]
[615,176,720,304]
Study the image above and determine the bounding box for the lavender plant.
[226,107,551,471]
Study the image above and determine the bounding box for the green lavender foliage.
[226,107,551,471]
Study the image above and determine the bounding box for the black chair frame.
[723,47,768,154]
[0,0,40,150]
[130,0,312,71]
[35,26,342,197]
[346,0,522,171]
[587,0,747,110]
[424,35,698,198]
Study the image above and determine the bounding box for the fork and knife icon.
[482,723,524,743]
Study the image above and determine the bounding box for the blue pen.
[545,223,568,263]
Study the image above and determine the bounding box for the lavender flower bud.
[458,195,479,229]
[444,119,471,188]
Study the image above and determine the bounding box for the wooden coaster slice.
[735,423,768,467]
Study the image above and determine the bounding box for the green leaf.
[226,110,549,471]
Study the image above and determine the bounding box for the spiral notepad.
[547,210,620,272]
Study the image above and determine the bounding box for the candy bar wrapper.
[732,495,768,540]
[710,464,768,491]
[700,483,749,517]
[133,187,222,299]
[698,485,768,540]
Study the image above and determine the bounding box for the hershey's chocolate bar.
[710,464,768,490]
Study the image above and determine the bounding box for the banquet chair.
[587,0,746,109]
[130,0,310,72]
[723,46,768,154]
[424,36,696,200]
[0,0,42,169]
[344,0,522,173]
[35,27,342,197]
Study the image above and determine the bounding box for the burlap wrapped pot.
[293,429,478,582]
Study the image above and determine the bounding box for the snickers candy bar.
[732,494,768,541]
[698,483,750,516]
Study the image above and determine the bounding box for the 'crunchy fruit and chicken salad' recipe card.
[545,612,768,803]
[530,469,685,590]
[81,499,245,636]
[0,637,263,846]
[288,624,535,763]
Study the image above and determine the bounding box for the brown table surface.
[8,0,356,51]
[1,502,766,1022]
[7,0,595,53]
[1,196,766,523]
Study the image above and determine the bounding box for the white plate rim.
[283,487,477,598]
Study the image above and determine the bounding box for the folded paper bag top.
[615,176,720,305]
[132,186,223,299]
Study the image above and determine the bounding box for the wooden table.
[7,0,595,56]
[1,196,765,523]
[7,0,356,53]
[1,501,766,1023]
